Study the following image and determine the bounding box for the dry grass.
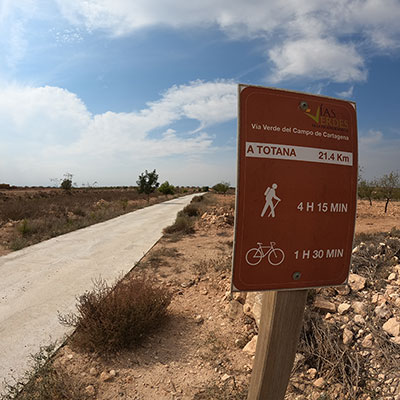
[163,194,219,238]
[0,188,193,251]
[59,277,172,354]
[1,344,87,400]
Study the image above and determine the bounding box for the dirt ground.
[355,199,400,234]
[3,195,400,399]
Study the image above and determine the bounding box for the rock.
[307,368,317,379]
[374,303,391,319]
[338,303,351,314]
[195,315,204,324]
[388,273,397,281]
[233,292,247,304]
[226,300,243,320]
[313,377,325,388]
[314,297,336,313]
[348,274,366,291]
[89,367,98,376]
[343,328,354,345]
[354,314,366,325]
[243,292,263,327]
[352,301,367,316]
[391,336,400,345]
[243,335,258,356]
[361,333,373,348]
[371,293,385,305]
[383,318,400,337]
[335,285,351,295]
[100,371,113,382]
[293,353,305,369]
[221,373,231,382]
[85,385,96,396]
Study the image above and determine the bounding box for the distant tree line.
[358,170,400,213]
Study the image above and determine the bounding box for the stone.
[374,303,391,319]
[361,333,373,348]
[226,300,243,320]
[348,273,366,291]
[354,314,366,325]
[100,371,113,382]
[391,336,400,345]
[383,318,400,337]
[388,273,397,281]
[307,368,317,379]
[243,292,263,327]
[243,335,258,356]
[233,292,247,304]
[371,293,385,305]
[335,285,351,295]
[313,377,325,388]
[314,297,336,313]
[338,303,351,314]
[352,301,367,315]
[194,315,204,324]
[89,367,97,376]
[221,373,231,382]
[85,385,96,396]
[343,328,353,345]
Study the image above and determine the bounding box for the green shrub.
[182,203,200,217]
[159,181,175,196]
[212,182,230,194]
[163,214,195,235]
[18,219,32,236]
[59,277,172,353]
[60,179,72,192]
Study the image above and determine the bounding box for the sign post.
[231,85,358,399]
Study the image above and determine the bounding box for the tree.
[158,181,175,197]
[376,171,400,213]
[60,173,73,192]
[358,179,375,205]
[136,169,159,201]
[212,181,230,194]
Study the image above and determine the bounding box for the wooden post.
[247,289,308,400]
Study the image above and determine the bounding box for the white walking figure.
[261,183,281,217]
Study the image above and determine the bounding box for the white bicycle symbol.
[245,242,285,266]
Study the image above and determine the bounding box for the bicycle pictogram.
[245,241,285,266]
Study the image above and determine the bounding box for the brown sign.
[232,85,358,291]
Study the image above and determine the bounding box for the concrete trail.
[0,193,200,393]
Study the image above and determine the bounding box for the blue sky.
[1,0,399,187]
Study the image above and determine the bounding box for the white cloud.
[336,86,354,99]
[54,0,400,83]
[0,80,237,185]
[359,130,400,180]
[268,38,367,83]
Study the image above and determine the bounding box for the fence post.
[247,289,308,400]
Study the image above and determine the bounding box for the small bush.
[163,214,195,235]
[182,203,200,217]
[17,219,32,236]
[59,277,172,353]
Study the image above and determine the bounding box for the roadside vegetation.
[358,169,400,212]
[59,277,172,354]
[1,343,87,400]
[0,186,200,253]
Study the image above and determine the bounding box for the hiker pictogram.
[261,183,281,217]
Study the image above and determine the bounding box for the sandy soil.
[355,199,400,234]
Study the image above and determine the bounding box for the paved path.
[0,194,199,393]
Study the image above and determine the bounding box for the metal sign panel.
[232,85,358,291]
